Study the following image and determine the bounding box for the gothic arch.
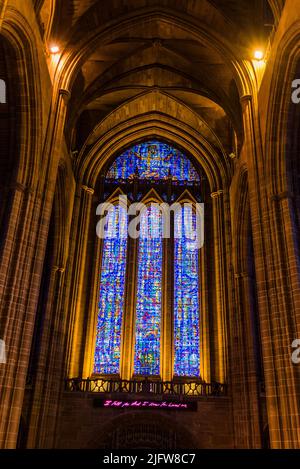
[35,0,57,42]
[76,92,230,193]
[1,7,43,187]
[53,6,256,112]
[265,24,300,194]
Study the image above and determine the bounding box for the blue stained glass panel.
[174,207,200,377]
[134,205,163,375]
[106,141,199,184]
[94,205,128,374]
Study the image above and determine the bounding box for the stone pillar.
[210,190,228,384]
[26,266,66,448]
[161,220,174,382]
[67,185,95,379]
[0,89,70,448]
[267,192,300,447]
[231,272,262,448]
[241,94,300,448]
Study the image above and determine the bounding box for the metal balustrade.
[65,377,227,399]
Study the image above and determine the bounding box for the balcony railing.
[65,377,227,399]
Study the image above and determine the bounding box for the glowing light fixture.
[50,45,60,54]
[254,50,264,60]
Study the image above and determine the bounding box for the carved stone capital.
[240,94,252,104]
[211,190,224,199]
[52,266,65,274]
[81,185,95,195]
[12,182,27,193]
[59,88,71,102]
[234,272,250,279]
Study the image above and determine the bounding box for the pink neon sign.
[100,399,196,410]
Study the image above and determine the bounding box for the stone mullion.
[211,190,228,383]
[26,266,66,448]
[162,216,173,382]
[121,215,137,380]
[67,185,94,379]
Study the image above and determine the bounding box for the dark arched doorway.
[89,412,197,449]
[0,37,19,247]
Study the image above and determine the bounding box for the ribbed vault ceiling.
[37,0,276,181]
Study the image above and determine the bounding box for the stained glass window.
[134,205,163,375]
[106,140,199,184]
[94,205,128,374]
[95,140,201,379]
[174,206,200,377]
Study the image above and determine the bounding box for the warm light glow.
[254,50,264,60]
[50,45,60,54]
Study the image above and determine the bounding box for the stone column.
[210,190,228,384]
[241,94,300,447]
[0,88,70,448]
[267,192,300,447]
[161,220,174,382]
[26,266,66,448]
[231,272,262,448]
[66,184,95,379]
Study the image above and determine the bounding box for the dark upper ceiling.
[36,0,276,174]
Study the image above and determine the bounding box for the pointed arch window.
[93,141,202,379]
